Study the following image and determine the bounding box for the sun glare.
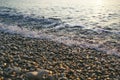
[95,0,103,5]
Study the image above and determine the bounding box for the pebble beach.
[0,0,120,80]
[0,31,120,80]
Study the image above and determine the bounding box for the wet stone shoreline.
[0,31,120,80]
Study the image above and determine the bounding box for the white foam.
[0,23,120,56]
[0,23,53,39]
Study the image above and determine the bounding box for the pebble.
[25,69,53,80]
[0,32,120,80]
[58,77,68,80]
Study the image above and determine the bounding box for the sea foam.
[0,23,120,56]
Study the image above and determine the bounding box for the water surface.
[0,0,120,56]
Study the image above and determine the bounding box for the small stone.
[87,77,92,80]
[11,46,18,50]
[25,69,53,80]
[76,78,80,80]
[13,67,22,73]
[0,77,4,80]
[3,63,7,67]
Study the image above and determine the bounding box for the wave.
[0,7,120,56]
[0,23,120,56]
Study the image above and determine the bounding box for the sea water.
[0,0,120,56]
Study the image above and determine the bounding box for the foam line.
[0,23,120,56]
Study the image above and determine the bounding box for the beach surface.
[0,0,120,80]
[0,31,120,80]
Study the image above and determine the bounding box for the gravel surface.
[0,31,120,80]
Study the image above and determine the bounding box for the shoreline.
[0,31,120,80]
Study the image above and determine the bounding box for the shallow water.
[0,0,120,56]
